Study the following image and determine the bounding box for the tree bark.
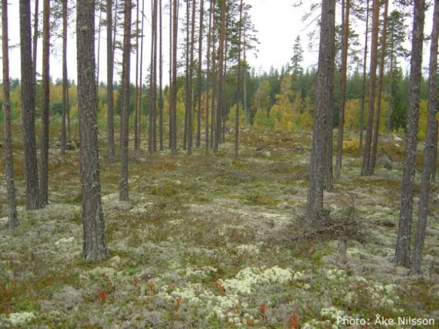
[235,0,243,158]
[395,0,425,267]
[370,0,389,174]
[2,0,19,228]
[361,0,380,176]
[170,0,179,155]
[214,0,226,154]
[120,0,132,201]
[20,0,41,210]
[335,0,350,179]
[306,0,336,221]
[107,0,115,163]
[61,0,69,155]
[196,0,204,149]
[411,0,438,275]
[39,0,51,207]
[77,0,109,261]
[359,0,370,156]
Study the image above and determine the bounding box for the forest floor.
[1,124,439,328]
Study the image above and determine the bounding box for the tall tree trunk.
[243,41,247,127]
[187,0,196,154]
[196,0,204,149]
[107,0,115,163]
[306,0,336,221]
[386,50,394,135]
[120,0,132,201]
[235,0,243,157]
[77,0,109,261]
[134,0,140,153]
[170,0,179,155]
[2,0,19,228]
[183,0,190,151]
[205,0,213,155]
[96,8,102,98]
[335,0,350,178]
[359,0,370,156]
[149,0,158,154]
[61,0,69,155]
[395,0,425,267]
[20,0,41,210]
[361,0,380,176]
[158,0,164,151]
[39,0,50,207]
[370,0,389,173]
[138,0,146,152]
[411,0,438,275]
[33,0,39,85]
[214,0,226,154]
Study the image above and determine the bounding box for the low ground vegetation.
[1,125,439,327]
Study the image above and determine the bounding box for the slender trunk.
[335,0,350,178]
[120,0,132,201]
[214,0,226,153]
[153,0,158,152]
[159,0,164,151]
[39,0,50,207]
[139,0,146,152]
[359,0,370,156]
[96,9,102,98]
[243,40,247,127]
[386,50,394,135]
[61,0,68,155]
[361,0,379,176]
[134,0,140,153]
[20,0,40,210]
[205,0,213,155]
[2,0,19,228]
[196,0,204,149]
[370,0,389,173]
[395,0,425,267]
[107,0,115,163]
[432,120,438,182]
[170,0,179,155]
[411,0,438,275]
[183,0,190,151]
[33,0,39,85]
[235,0,243,157]
[187,0,196,154]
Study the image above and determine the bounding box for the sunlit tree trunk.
[205,0,213,155]
[77,0,109,261]
[2,0,19,228]
[170,0,179,155]
[158,0,164,151]
[395,0,425,267]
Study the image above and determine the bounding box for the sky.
[3,0,319,84]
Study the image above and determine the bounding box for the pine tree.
[306,0,336,221]
[2,0,19,228]
[395,0,425,268]
[411,0,439,275]
[20,0,41,210]
[120,0,132,201]
[77,0,109,261]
